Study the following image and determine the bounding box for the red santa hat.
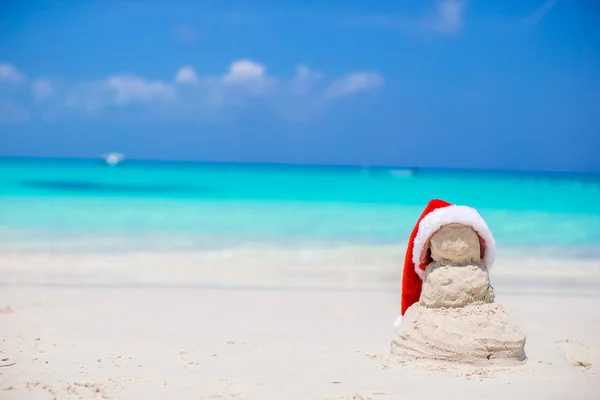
[394,199,496,327]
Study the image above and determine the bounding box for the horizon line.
[0,154,598,177]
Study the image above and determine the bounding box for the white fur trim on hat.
[393,315,402,328]
[412,205,496,279]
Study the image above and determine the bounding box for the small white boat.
[103,153,124,167]
[389,168,417,177]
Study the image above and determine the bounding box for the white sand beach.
[1,249,600,399]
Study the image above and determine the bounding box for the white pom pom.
[393,315,403,328]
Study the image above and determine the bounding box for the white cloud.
[223,60,267,84]
[332,0,466,36]
[430,0,465,34]
[175,66,198,84]
[524,0,559,26]
[32,79,55,98]
[106,75,175,105]
[291,65,323,96]
[0,60,384,122]
[64,81,114,111]
[62,76,174,111]
[325,72,384,99]
[221,59,277,97]
[0,63,25,84]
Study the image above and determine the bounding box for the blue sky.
[0,0,599,172]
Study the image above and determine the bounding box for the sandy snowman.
[391,199,526,365]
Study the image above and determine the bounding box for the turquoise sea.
[1,157,599,258]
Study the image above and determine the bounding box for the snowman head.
[429,223,482,264]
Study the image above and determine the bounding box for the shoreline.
[1,249,600,294]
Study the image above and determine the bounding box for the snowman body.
[391,223,526,365]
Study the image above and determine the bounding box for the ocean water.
[0,157,599,257]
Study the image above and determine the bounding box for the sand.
[392,302,526,364]
[1,250,600,399]
[420,263,494,308]
[393,263,524,364]
[391,260,526,365]
[429,223,481,264]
